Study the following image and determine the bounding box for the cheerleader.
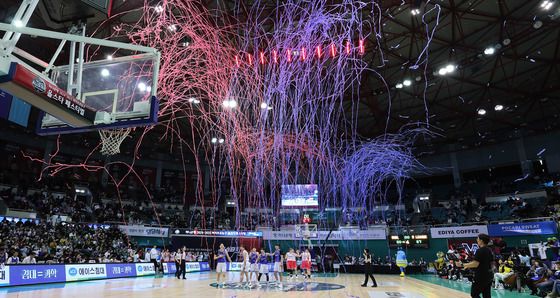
[301,248,312,278]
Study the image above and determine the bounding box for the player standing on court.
[214,243,232,287]
[257,248,270,283]
[273,245,284,282]
[285,248,298,279]
[249,248,259,283]
[301,248,312,279]
[239,246,250,284]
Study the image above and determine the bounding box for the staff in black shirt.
[464,233,493,298]
[361,248,378,287]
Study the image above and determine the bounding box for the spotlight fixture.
[411,9,421,15]
[193,99,200,104]
[395,83,403,89]
[402,79,412,86]
[13,20,24,28]
[100,69,110,77]
[260,102,268,109]
[106,55,113,60]
[211,137,217,143]
[494,104,504,111]
[218,138,225,144]
[168,24,177,32]
[541,0,555,10]
[137,82,147,92]
[477,109,487,115]
[484,47,495,55]
[188,97,196,103]
[533,20,544,29]
[154,5,164,13]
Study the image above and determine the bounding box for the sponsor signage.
[4,63,97,121]
[0,266,9,286]
[488,221,558,236]
[135,263,155,276]
[163,262,177,274]
[9,265,65,286]
[106,263,136,279]
[179,230,262,238]
[430,225,488,239]
[65,264,107,281]
[262,228,386,240]
[118,225,169,237]
[184,262,201,273]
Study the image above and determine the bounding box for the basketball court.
[0,272,478,298]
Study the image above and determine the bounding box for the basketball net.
[98,128,132,155]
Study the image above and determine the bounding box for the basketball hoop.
[98,128,132,155]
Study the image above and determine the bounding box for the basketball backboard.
[37,55,159,135]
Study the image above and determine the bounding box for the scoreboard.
[388,234,429,248]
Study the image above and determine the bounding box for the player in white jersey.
[239,246,250,284]
[285,248,298,278]
[301,248,312,279]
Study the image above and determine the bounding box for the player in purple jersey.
[214,243,231,287]
[272,245,283,282]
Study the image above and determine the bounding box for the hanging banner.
[261,228,386,240]
[430,225,488,239]
[487,221,558,236]
[118,225,169,237]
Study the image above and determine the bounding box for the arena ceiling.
[0,0,559,155]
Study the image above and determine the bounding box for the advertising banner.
[106,263,137,279]
[163,262,177,274]
[199,262,211,271]
[118,225,169,237]
[0,266,9,286]
[9,264,66,286]
[262,228,386,240]
[487,221,558,236]
[430,225,488,239]
[65,264,107,282]
[227,262,243,271]
[447,238,480,254]
[135,263,155,276]
[179,230,262,238]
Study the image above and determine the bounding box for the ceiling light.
[222,99,237,108]
[211,138,217,143]
[100,69,110,77]
[106,55,113,60]
[188,97,196,103]
[193,99,200,104]
[13,20,24,28]
[445,64,455,73]
[402,79,412,86]
[218,138,225,144]
[260,102,268,109]
[494,104,504,111]
[395,83,403,89]
[168,24,177,32]
[154,5,164,13]
[533,20,543,29]
[484,47,495,55]
[541,0,555,10]
[438,68,447,75]
[411,9,421,15]
[137,82,147,92]
[477,109,487,116]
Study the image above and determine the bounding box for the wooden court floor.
[0,272,472,298]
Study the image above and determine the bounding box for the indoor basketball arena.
[0,0,559,297]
